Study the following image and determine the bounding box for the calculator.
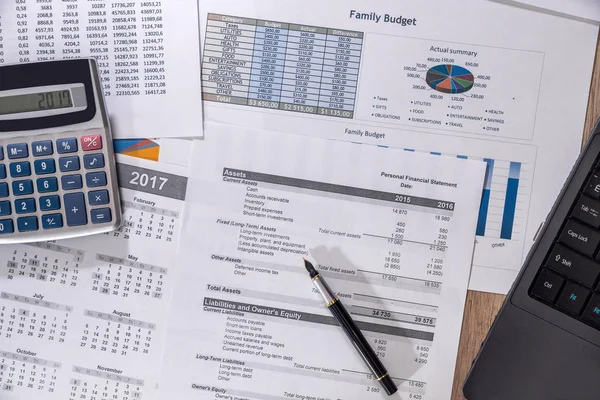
[0,59,121,243]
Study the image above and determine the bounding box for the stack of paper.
[197,0,598,294]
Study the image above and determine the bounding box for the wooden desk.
[450,32,600,400]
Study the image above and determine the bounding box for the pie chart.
[425,64,475,94]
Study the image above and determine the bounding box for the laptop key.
[558,219,600,257]
[572,195,600,228]
[582,293,600,327]
[547,244,600,287]
[585,171,600,199]
[555,282,590,315]
[530,269,564,303]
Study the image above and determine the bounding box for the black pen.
[303,258,398,396]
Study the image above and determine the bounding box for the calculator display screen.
[0,90,73,115]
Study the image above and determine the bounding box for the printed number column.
[141,1,166,96]
[32,0,56,62]
[14,0,32,63]
[248,20,288,109]
[319,29,363,118]
[60,0,82,61]
[202,14,256,106]
[280,24,326,114]
[0,8,4,64]
[113,1,139,97]
[86,0,111,97]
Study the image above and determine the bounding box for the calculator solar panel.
[0,59,121,243]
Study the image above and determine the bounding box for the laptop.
[464,120,600,399]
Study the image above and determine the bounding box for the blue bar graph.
[398,148,523,240]
[476,158,495,236]
[501,162,521,239]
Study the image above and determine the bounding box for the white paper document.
[198,0,599,293]
[490,0,600,23]
[0,155,188,399]
[158,123,486,400]
[0,0,204,139]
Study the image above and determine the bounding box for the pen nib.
[303,258,318,278]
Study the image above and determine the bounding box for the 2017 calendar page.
[0,155,188,400]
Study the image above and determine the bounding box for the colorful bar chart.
[500,162,522,240]
[476,159,495,236]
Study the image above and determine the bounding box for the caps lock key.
[559,219,600,257]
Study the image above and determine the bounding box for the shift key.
[547,244,600,287]
[558,219,600,257]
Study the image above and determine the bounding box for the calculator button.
[83,153,105,169]
[0,165,5,179]
[34,159,56,175]
[91,208,112,224]
[9,161,31,177]
[89,190,109,206]
[64,193,87,226]
[42,213,63,230]
[61,175,83,190]
[59,156,80,172]
[12,180,34,196]
[57,137,78,154]
[17,216,38,232]
[0,183,8,198]
[0,219,14,234]
[32,140,53,156]
[7,143,28,159]
[0,201,11,216]
[0,145,4,160]
[81,134,103,151]
[40,195,61,211]
[86,171,107,187]
[15,198,36,214]
[37,177,59,193]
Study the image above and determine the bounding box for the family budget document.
[0,0,203,138]
[0,155,188,400]
[158,124,486,400]
[198,0,599,293]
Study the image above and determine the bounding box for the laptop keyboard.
[530,165,600,328]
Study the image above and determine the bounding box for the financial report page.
[198,0,599,293]
[159,123,486,400]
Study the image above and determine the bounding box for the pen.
[303,258,398,396]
